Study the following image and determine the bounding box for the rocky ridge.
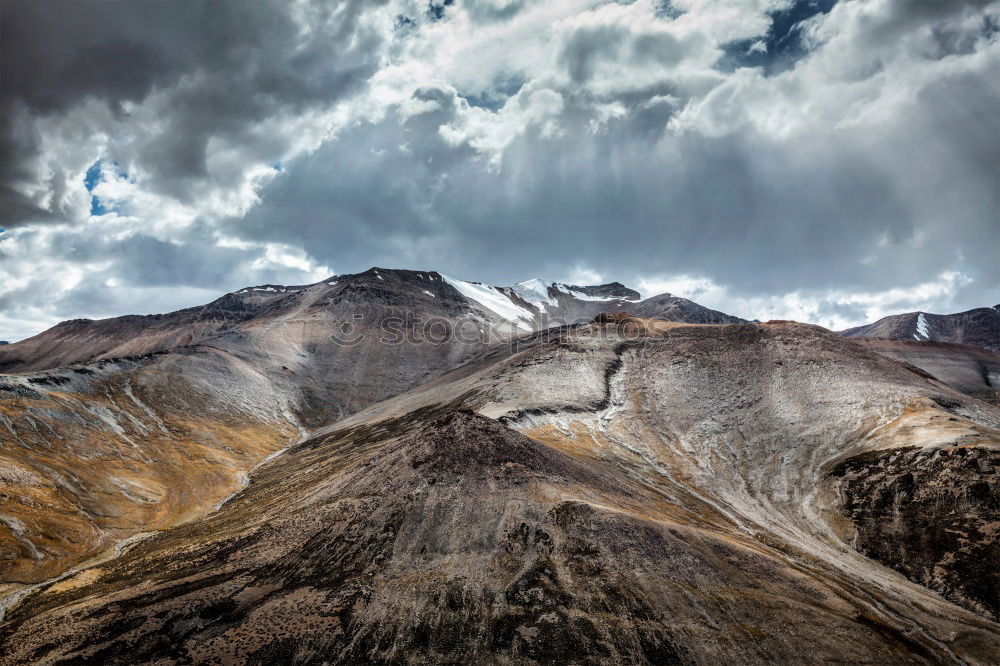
[0,269,743,374]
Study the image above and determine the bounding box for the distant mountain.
[0,269,743,374]
[628,293,745,325]
[841,305,1000,354]
[458,277,746,331]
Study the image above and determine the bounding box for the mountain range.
[0,269,743,375]
[0,270,743,585]
[0,270,997,664]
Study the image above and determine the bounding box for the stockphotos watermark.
[328,313,648,347]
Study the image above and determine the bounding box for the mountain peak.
[842,304,1000,354]
[564,282,640,301]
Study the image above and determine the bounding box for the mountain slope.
[842,306,1000,353]
[0,270,743,374]
[0,269,498,589]
[0,269,480,375]
[0,271,743,595]
[3,319,998,664]
[854,338,1000,406]
[0,348,299,586]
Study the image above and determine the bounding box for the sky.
[1,0,999,341]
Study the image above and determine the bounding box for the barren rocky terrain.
[0,270,740,376]
[0,273,743,618]
[1,316,998,664]
[855,338,1000,406]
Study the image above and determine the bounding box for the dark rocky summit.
[628,293,745,324]
[563,281,640,300]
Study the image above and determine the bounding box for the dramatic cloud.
[2,0,998,339]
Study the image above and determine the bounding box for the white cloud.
[249,243,334,281]
[562,265,606,286]
[637,270,976,329]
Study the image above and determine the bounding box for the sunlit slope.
[0,348,299,586]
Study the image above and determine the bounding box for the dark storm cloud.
[464,0,528,23]
[228,1,1000,314]
[226,87,479,271]
[860,0,1000,37]
[229,87,915,295]
[560,22,689,83]
[0,0,386,226]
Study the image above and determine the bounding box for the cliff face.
[829,443,999,621]
[2,320,998,664]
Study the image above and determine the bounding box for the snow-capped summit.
[509,279,558,310]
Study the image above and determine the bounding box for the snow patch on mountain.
[914,313,930,340]
[509,279,639,307]
[510,279,557,309]
[443,276,534,331]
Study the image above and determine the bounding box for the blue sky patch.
[84,160,108,216]
[463,74,527,112]
[84,159,130,216]
[718,0,837,75]
[655,1,684,20]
